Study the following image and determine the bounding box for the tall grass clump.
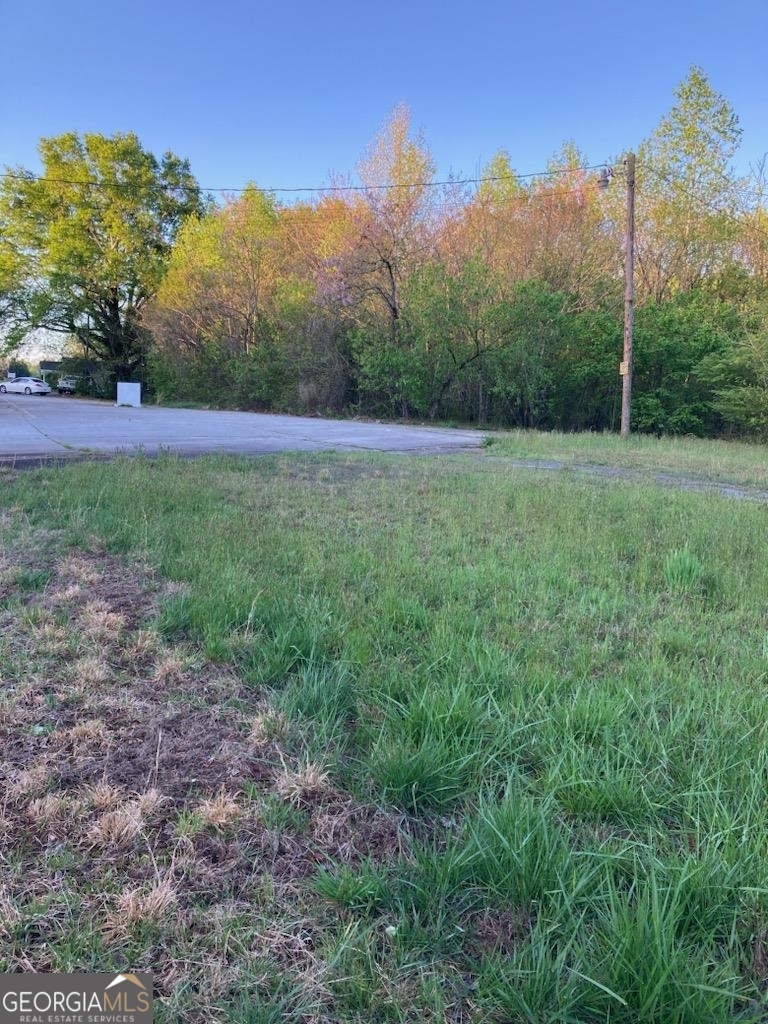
[587,868,743,1024]
[462,787,573,908]
[663,545,710,595]
[366,678,497,813]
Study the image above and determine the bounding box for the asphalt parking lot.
[0,394,485,463]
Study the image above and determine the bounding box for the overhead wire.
[0,164,623,236]
[1,163,611,197]
[5,158,766,244]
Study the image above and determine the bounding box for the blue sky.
[1,0,767,198]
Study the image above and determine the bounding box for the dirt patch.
[0,519,413,1021]
[466,906,533,955]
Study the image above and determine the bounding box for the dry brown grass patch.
[125,628,160,658]
[103,877,179,940]
[81,600,126,637]
[256,918,321,967]
[196,788,242,828]
[70,655,111,688]
[311,802,411,865]
[151,652,190,684]
[135,787,166,817]
[0,888,22,938]
[249,709,288,745]
[68,718,106,742]
[60,554,101,585]
[6,765,53,801]
[86,804,145,849]
[27,792,71,827]
[0,522,417,1021]
[81,780,124,811]
[34,621,69,656]
[468,907,533,955]
[275,758,332,807]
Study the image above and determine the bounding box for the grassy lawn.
[484,429,768,490]
[1,442,768,1022]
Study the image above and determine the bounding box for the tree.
[0,238,24,325]
[476,150,523,207]
[631,67,742,301]
[357,256,503,420]
[452,144,616,310]
[353,104,437,343]
[484,281,573,428]
[0,132,202,381]
[630,293,734,435]
[712,327,768,436]
[146,188,300,407]
[280,196,364,410]
[150,188,283,357]
[518,143,617,305]
[450,151,521,280]
[738,158,768,281]
[8,358,32,377]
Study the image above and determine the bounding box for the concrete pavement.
[0,395,485,463]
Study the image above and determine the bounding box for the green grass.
[2,446,768,1021]
[484,427,768,489]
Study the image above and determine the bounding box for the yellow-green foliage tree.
[148,187,319,406]
[150,187,282,357]
[632,67,743,301]
[0,132,202,379]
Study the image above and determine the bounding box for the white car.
[0,376,52,395]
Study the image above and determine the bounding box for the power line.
[7,158,766,244]
[1,163,611,198]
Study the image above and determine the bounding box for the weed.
[664,545,708,594]
[313,861,393,914]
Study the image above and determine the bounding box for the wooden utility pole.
[620,152,636,438]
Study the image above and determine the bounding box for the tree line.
[2,68,767,437]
